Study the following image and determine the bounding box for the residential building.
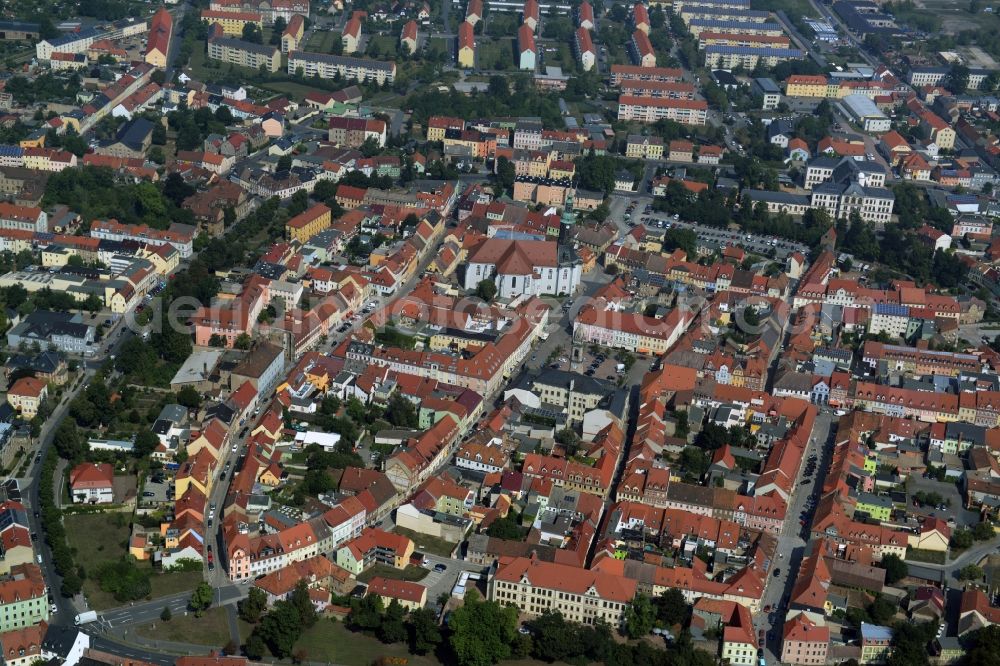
[328,117,386,149]
[69,463,114,504]
[781,613,829,665]
[207,38,281,72]
[860,623,892,664]
[6,377,46,419]
[617,96,708,124]
[200,10,262,36]
[146,7,172,67]
[286,52,396,85]
[625,135,664,159]
[365,577,427,611]
[458,22,475,67]
[0,564,47,632]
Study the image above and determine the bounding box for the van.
[36,554,42,564]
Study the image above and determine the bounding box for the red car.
[764,605,771,612]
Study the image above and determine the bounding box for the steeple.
[559,189,576,243]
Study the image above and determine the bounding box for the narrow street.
[756,409,836,662]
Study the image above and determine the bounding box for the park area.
[65,513,204,611]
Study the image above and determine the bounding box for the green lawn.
[65,513,130,570]
[135,606,232,647]
[260,80,330,100]
[366,34,398,59]
[392,526,459,558]
[305,29,339,53]
[295,619,441,666]
[477,38,514,70]
[149,570,204,598]
[356,563,429,584]
[906,548,947,565]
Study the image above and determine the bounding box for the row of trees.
[344,590,707,666]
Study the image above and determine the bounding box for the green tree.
[378,599,408,643]
[244,633,266,660]
[527,611,577,663]
[289,580,318,628]
[959,564,985,581]
[656,587,691,626]
[160,606,172,621]
[408,607,442,655]
[951,528,973,550]
[974,520,995,540]
[176,385,201,409]
[239,587,268,623]
[484,512,526,540]
[133,430,159,458]
[242,22,263,43]
[475,279,497,301]
[448,593,518,666]
[880,554,908,585]
[966,625,1000,666]
[385,392,419,428]
[348,594,384,631]
[554,427,579,449]
[623,594,655,638]
[494,156,515,194]
[234,332,252,350]
[189,582,213,617]
[257,601,302,658]
[867,594,897,625]
[53,419,86,460]
[661,227,698,259]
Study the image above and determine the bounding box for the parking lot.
[139,476,171,506]
[908,475,980,528]
[636,210,809,260]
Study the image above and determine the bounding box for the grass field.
[392,526,459,558]
[906,547,947,565]
[135,606,233,647]
[259,80,329,100]
[305,29,339,53]
[66,513,130,570]
[366,34,398,58]
[477,38,514,70]
[295,620,441,665]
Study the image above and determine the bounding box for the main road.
[756,408,837,663]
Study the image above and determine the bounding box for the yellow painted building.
[200,10,263,36]
[286,203,332,242]
[458,23,475,68]
[784,75,828,98]
[625,135,664,159]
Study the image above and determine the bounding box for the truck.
[75,611,98,626]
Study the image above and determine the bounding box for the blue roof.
[705,45,805,56]
[682,7,770,17]
[0,145,23,157]
[861,623,893,641]
[689,19,784,31]
[47,27,101,47]
[873,303,909,317]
